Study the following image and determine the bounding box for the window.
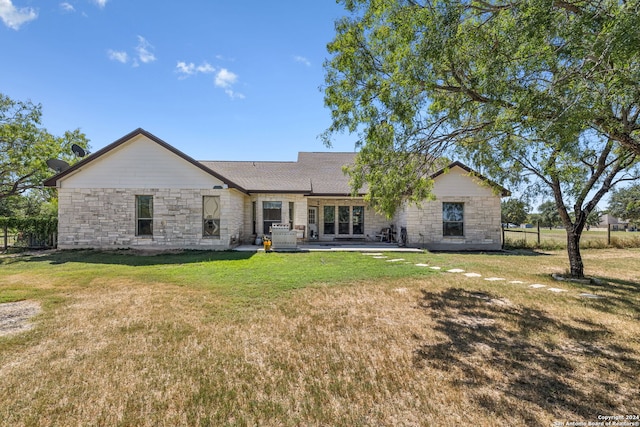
[203,196,220,237]
[136,195,153,236]
[338,206,350,234]
[443,202,464,236]
[252,201,257,235]
[263,201,282,234]
[289,202,294,230]
[308,208,316,225]
[352,206,364,235]
[323,206,335,234]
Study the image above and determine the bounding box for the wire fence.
[1,226,57,251]
[502,224,640,250]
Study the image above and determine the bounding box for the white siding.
[59,134,224,189]
[432,166,495,197]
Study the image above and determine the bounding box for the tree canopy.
[608,184,640,225]
[501,198,529,226]
[323,0,640,277]
[537,201,562,229]
[0,93,89,202]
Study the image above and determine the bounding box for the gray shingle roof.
[201,152,360,195]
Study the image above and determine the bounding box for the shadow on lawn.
[10,249,255,266]
[578,277,640,318]
[413,288,640,423]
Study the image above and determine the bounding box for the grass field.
[1,249,639,426]
[504,227,640,250]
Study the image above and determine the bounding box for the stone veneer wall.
[401,196,502,250]
[57,188,243,249]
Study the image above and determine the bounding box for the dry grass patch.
[0,249,639,426]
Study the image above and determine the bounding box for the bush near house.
[0,217,57,249]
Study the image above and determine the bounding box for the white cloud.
[215,68,244,100]
[196,62,215,74]
[176,61,215,78]
[107,36,156,67]
[107,49,128,63]
[294,55,311,67]
[176,61,195,76]
[135,35,156,64]
[0,0,37,30]
[60,2,75,12]
[215,68,238,88]
[93,0,107,8]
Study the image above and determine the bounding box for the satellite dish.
[46,159,70,173]
[71,143,86,158]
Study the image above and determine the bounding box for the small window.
[443,202,464,236]
[323,206,335,235]
[352,206,364,235]
[289,202,294,230]
[338,206,350,234]
[252,201,257,235]
[203,196,220,238]
[136,195,153,236]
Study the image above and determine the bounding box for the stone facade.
[57,187,242,250]
[398,196,502,250]
[48,130,508,251]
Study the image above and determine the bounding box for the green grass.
[1,248,639,426]
[0,250,436,307]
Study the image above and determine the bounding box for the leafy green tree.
[538,201,561,230]
[323,0,640,277]
[586,209,603,229]
[501,199,529,226]
[0,93,89,202]
[608,185,640,225]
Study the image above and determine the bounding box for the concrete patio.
[234,242,424,253]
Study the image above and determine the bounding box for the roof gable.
[431,161,510,197]
[44,129,508,197]
[44,128,243,191]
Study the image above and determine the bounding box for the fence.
[502,223,640,249]
[502,223,541,248]
[1,218,58,251]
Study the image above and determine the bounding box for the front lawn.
[1,249,638,426]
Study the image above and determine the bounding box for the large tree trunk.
[566,230,584,278]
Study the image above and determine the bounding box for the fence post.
[607,223,611,245]
[537,221,541,246]
[3,224,7,251]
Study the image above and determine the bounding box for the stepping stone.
[580,293,605,299]
[415,263,429,267]
[509,280,524,284]
[362,252,383,256]
[429,266,442,270]
[529,284,546,289]
[548,288,568,293]
[484,277,505,281]
[373,256,388,259]
[464,273,482,278]
[387,258,405,262]
[446,268,465,273]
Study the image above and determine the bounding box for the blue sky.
[1,0,355,161]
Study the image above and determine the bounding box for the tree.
[501,198,528,226]
[538,201,561,230]
[608,185,640,225]
[0,93,89,201]
[323,0,640,277]
[585,209,603,229]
